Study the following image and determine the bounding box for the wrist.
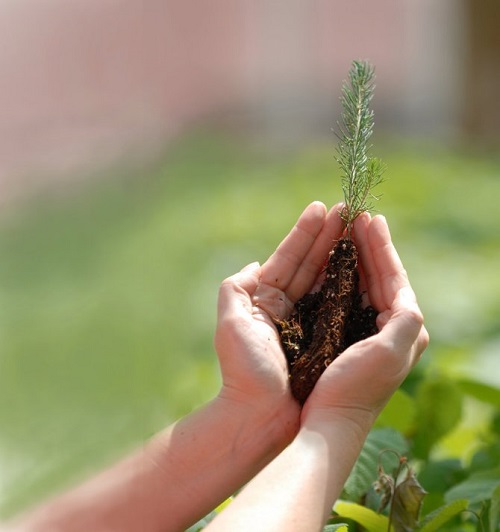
[300,404,376,449]
[293,408,375,505]
[142,394,299,530]
[215,389,301,457]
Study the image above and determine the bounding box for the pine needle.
[335,60,385,234]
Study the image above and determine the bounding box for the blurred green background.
[2,0,500,523]
[1,132,500,517]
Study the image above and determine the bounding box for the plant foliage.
[333,501,389,532]
[331,374,500,531]
[343,429,408,501]
[419,499,469,532]
[336,60,384,233]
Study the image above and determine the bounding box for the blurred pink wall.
[0,0,464,205]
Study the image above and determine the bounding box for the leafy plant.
[330,374,500,531]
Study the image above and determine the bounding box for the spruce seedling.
[336,60,384,234]
[276,60,383,404]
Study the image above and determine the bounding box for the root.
[276,237,378,404]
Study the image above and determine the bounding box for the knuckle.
[395,296,424,333]
[404,305,424,328]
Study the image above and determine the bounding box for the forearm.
[207,411,372,532]
[155,395,298,529]
[9,396,297,532]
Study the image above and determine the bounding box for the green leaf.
[343,428,408,501]
[418,459,466,494]
[470,442,500,473]
[490,484,500,532]
[419,499,469,532]
[492,411,500,435]
[323,524,349,532]
[334,500,389,532]
[214,496,233,513]
[457,379,500,407]
[375,389,416,434]
[412,376,463,459]
[445,467,500,505]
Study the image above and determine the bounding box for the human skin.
[206,206,428,531]
[5,202,428,532]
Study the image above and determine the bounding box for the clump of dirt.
[276,236,379,404]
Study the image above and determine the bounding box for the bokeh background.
[1,0,500,520]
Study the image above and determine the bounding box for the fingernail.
[397,286,416,306]
[241,261,260,272]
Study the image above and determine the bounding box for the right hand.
[302,213,429,431]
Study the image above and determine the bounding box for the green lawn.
[1,132,500,518]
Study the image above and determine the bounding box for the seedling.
[277,60,384,404]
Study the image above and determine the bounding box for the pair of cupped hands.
[214,201,429,442]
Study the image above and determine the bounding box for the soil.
[276,236,379,404]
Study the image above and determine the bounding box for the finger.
[377,286,426,356]
[412,325,430,366]
[351,212,372,306]
[217,262,261,322]
[368,215,410,310]
[286,202,345,301]
[261,201,327,292]
[356,214,384,310]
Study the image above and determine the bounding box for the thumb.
[236,261,261,293]
[240,260,261,274]
[217,262,261,320]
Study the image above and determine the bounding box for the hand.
[214,201,345,444]
[206,207,428,532]
[303,212,429,430]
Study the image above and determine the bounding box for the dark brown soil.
[276,236,379,404]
